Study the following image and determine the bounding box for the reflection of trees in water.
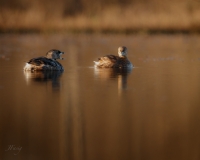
[94,67,133,94]
[24,71,63,89]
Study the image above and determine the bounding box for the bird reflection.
[94,67,132,95]
[24,70,63,89]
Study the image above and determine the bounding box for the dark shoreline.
[0,28,200,34]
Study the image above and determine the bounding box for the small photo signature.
[5,145,22,155]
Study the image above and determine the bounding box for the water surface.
[1,34,200,160]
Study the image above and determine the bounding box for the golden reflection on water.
[1,34,200,160]
[94,67,132,96]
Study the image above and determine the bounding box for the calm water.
[1,34,200,160]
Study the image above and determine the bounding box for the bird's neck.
[46,56,56,61]
[119,55,127,59]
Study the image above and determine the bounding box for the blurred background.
[1,0,200,33]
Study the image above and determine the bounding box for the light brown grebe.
[94,46,133,68]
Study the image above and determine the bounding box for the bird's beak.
[60,52,64,60]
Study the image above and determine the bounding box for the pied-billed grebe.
[94,46,133,68]
[24,49,64,71]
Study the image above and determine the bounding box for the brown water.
[1,34,200,160]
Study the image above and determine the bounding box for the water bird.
[24,49,64,71]
[94,46,133,68]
